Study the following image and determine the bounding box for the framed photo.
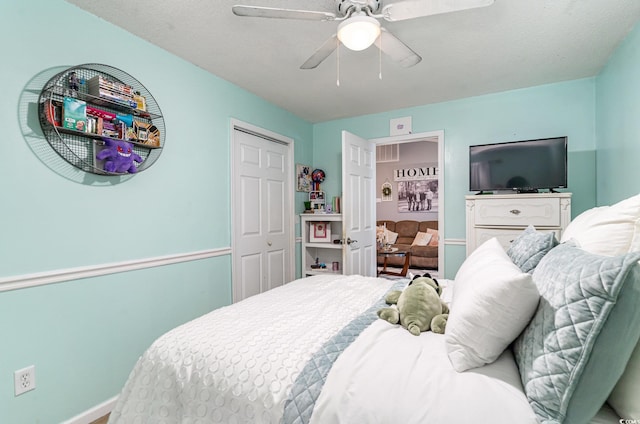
[397,181,438,213]
[296,164,312,192]
[310,222,332,242]
[309,190,326,211]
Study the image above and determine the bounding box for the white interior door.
[232,126,293,302]
[342,130,376,276]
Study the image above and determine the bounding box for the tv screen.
[469,137,567,193]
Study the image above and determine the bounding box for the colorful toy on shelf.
[68,71,80,96]
[96,138,142,174]
[311,168,326,191]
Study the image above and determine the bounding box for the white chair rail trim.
[0,247,231,293]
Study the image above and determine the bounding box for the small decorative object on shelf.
[311,168,325,191]
[95,138,142,174]
[67,71,80,96]
[310,221,331,242]
[309,190,326,212]
[38,63,165,175]
[310,257,327,270]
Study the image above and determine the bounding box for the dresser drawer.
[473,197,561,227]
[475,228,561,251]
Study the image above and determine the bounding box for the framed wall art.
[310,222,331,242]
[296,164,312,192]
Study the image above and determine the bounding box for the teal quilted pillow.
[506,225,558,273]
[513,243,640,424]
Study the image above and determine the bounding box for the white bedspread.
[108,274,393,424]
[109,274,619,424]
[310,280,538,424]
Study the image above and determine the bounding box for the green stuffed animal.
[377,274,449,336]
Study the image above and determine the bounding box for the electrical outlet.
[14,365,36,396]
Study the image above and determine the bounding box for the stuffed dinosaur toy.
[377,273,449,336]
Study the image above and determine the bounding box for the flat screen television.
[469,136,567,193]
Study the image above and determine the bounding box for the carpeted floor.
[377,267,439,280]
[90,415,109,424]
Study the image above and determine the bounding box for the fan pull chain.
[379,34,382,80]
[336,37,340,87]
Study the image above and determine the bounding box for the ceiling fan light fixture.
[337,15,381,51]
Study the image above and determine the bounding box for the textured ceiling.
[66,0,640,123]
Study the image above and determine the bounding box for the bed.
[108,274,537,424]
[109,195,640,424]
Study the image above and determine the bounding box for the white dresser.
[465,193,572,256]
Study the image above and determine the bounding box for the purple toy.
[96,138,142,174]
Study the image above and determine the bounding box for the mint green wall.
[0,1,312,422]
[2,0,635,422]
[314,79,597,278]
[596,21,640,205]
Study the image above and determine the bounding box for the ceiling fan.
[232,0,495,69]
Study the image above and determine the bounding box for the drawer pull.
[509,209,521,215]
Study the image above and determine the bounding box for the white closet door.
[233,127,292,302]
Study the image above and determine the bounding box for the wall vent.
[376,144,399,163]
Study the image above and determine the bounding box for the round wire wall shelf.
[38,63,165,175]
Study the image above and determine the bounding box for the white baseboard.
[62,395,118,424]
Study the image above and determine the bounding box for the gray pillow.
[513,243,640,424]
[507,224,558,273]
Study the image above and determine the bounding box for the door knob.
[346,237,357,245]
[267,241,272,246]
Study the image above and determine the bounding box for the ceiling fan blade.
[300,34,339,69]
[375,28,422,67]
[382,0,495,22]
[232,5,337,21]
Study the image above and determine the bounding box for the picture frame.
[398,180,438,213]
[310,222,332,242]
[309,190,326,211]
[133,121,161,147]
[296,164,312,192]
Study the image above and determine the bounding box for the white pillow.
[451,237,505,307]
[560,194,640,256]
[445,237,539,372]
[376,226,399,244]
[411,231,433,246]
[384,229,399,244]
